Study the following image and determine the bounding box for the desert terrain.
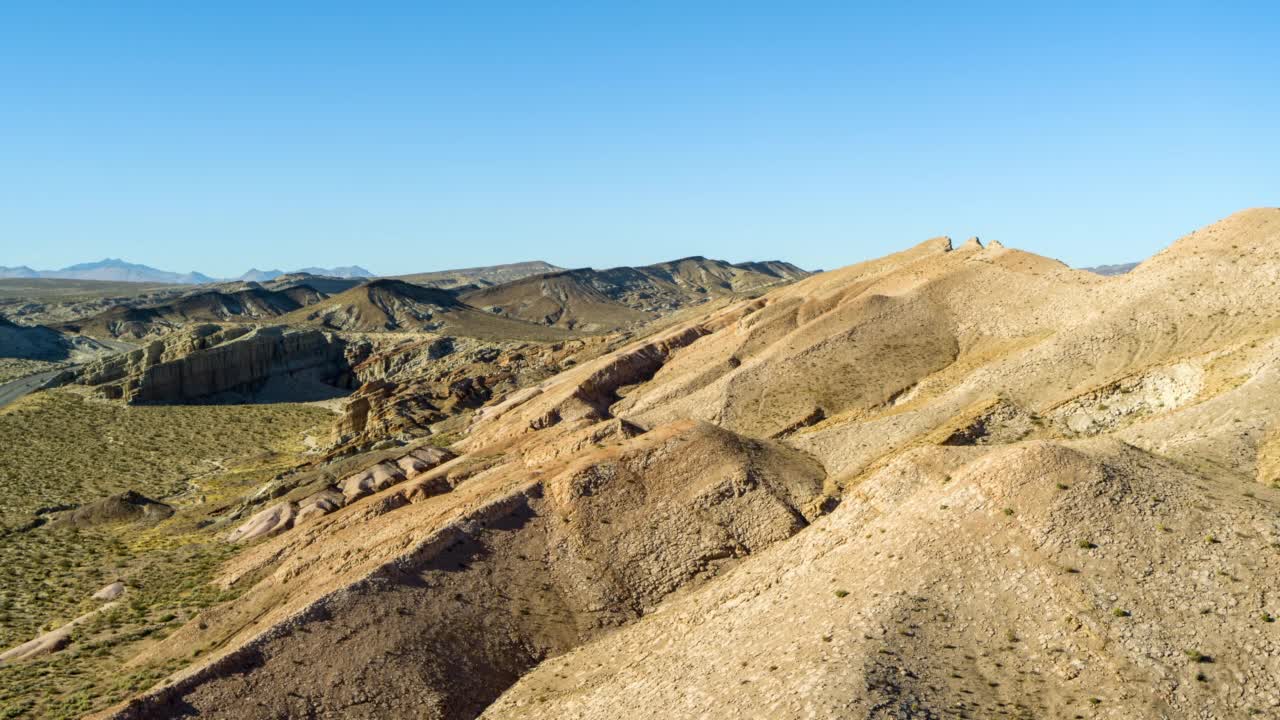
[1,211,1278,719]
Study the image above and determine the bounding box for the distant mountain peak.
[0,258,217,284]
[238,268,286,282]
[296,266,375,279]
[0,259,384,284]
[0,265,39,278]
[62,258,142,270]
[1082,262,1139,276]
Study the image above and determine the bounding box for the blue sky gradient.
[2,2,1277,276]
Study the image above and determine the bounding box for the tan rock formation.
[69,325,359,403]
[226,502,299,543]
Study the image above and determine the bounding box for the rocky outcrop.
[130,327,352,403]
[327,335,618,454]
[936,397,1038,446]
[338,461,406,503]
[47,490,173,529]
[338,447,455,502]
[226,502,299,543]
[294,490,344,524]
[73,325,250,391]
[515,324,713,435]
[69,325,363,403]
[227,446,456,543]
[1047,362,1204,436]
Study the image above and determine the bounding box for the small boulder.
[92,581,125,601]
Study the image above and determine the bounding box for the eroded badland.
[3,210,1280,719]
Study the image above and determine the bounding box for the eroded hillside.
[459,256,810,332]
[6,211,1280,720]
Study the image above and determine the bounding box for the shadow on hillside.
[0,319,74,361]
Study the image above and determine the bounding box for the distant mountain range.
[0,259,217,284]
[0,259,374,284]
[237,267,376,282]
[1081,262,1139,276]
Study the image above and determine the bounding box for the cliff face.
[72,325,360,403]
[75,325,251,391]
[132,327,354,403]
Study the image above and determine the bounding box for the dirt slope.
[484,439,1279,719]
[106,421,826,719]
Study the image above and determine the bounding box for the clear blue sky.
[2,1,1277,277]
